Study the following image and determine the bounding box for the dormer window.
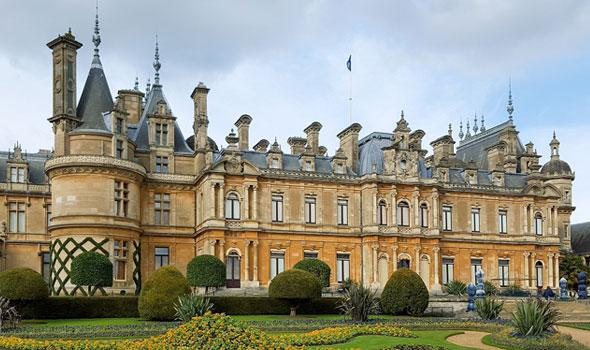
[115,140,124,159]
[115,117,124,134]
[304,161,312,172]
[400,159,407,170]
[156,156,169,173]
[10,166,25,183]
[270,158,280,169]
[155,123,168,146]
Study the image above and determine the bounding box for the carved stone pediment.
[210,158,261,176]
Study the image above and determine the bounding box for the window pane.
[18,212,25,232]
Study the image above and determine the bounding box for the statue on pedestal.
[467,283,476,311]
[559,277,569,300]
[579,271,587,300]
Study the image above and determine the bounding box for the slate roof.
[541,159,573,176]
[131,84,192,154]
[74,63,113,133]
[240,151,338,174]
[0,151,51,185]
[456,120,525,170]
[572,222,590,255]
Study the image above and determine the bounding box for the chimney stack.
[234,114,253,151]
[337,123,362,171]
[304,122,322,154]
[288,137,307,155]
[190,82,210,150]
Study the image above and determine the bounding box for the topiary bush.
[293,259,331,288]
[380,268,429,316]
[70,251,113,296]
[269,269,322,316]
[138,266,190,320]
[0,268,48,301]
[186,255,226,294]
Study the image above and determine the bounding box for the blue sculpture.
[475,269,486,299]
[559,277,569,300]
[467,283,476,311]
[579,271,587,299]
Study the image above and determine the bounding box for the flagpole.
[349,67,352,125]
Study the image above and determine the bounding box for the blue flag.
[346,55,352,71]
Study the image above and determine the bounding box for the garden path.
[446,331,501,350]
[557,326,590,346]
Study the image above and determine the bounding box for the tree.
[293,259,331,288]
[380,268,429,316]
[268,269,322,316]
[559,252,590,292]
[186,255,226,294]
[138,266,191,320]
[70,251,113,296]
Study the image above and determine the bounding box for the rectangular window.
[442,205,452,231]
[113,240,128,280]
[41,252,50,283]
[115,118,123,134]
[114,181,129,217]
[337,199,348,225]
[270,251,285,279]
[8,202,25,232]
[304,251,318,259]
[378,201,387,225]
[116,140,124,159]
[46,204,52,228]
[471,258,482,283]
[10,167,25,183]
[499,210,508,234]
[271,194,283,222]
[304,197,316,224]
[155,156,169,173]
[154,193,171,225]
[442,257,454,285]
[419,204,428,228]
[471,208,480,232]
[155,123,169,145]
[155,247,169,269]
[270,158,280,169]
[535,214,543,235]
[304,161,312,171]
[498,259,509,287]
[397,202,410,226]
[337,253,350,283]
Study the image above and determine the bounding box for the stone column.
[252,240,259,282]
[414,245,421,275]
[218,184,225,218]
[547,207,552,235]
[554,253,560,287]
[210,184,217,218]
[553,207,558,236]
[432,190,439,229]
[252,186,258,220]
[372,244,378,283]
[529,206,535,234]
[433,246,441,291]
[392,245,398,272]
[522,205,528,234]
[243,186,250,220]
[244,240,250,282]
[531,253,537,286]
[372,190,378,225]
[390,190,397,226]
[218,240,225,261]
[548,253,554,287]
[523,252,530,288]
[412,188,419,228]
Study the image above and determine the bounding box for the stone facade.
[0,23,575,295]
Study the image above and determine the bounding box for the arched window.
[534,212,543,235]
[377,200,387,225]
[398,258,410,269]
[419,203,428,228]
[225,193,240,220]
[397,201,410,226]
[535,261,543,287]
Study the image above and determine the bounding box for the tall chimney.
[234,114,253,151]
[337,123,362,171]
[190,82,210,150]
[288,137,307,155]
[304,121,322,154]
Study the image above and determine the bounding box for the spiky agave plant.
[511,298,561,337]
[475,296,504,320]
[444,280,467,296]
[173,293,213,322]
[338,280,380,322]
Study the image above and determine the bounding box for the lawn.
[560,322,590,330]
[310,331,474,350]
[232,314,404,321]
[21,318,148,327]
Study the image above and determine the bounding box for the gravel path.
[557,326,590,347]
[446,330,501,350]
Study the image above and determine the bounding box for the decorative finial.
[448,123,452,136]
[459,120,464,140]
[153,34,161,85]
[91,0,102,68]
[507,78,514,120]
[480,114,486,132]
[465,120,472,139]
[553,130,556,139]
[473,113,479,134]
[400,110,404,119]
[134,76,139,91]
[146,77,151,93]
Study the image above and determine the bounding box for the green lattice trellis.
[133,240,141,295]
[50,237,110,296]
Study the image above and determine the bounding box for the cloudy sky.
[2,0,590,222]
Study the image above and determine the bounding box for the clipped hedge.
[186,255,226,292]
[209,296,340,315]
[15,297,139,319]
[293,259,331,288]
[70,251,113,295]
[381,268,429,316]
[269,269,322,300]
[0,268,49,301]
[138,266,190,321]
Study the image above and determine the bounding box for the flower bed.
[484,328,583,350]
[0,322,176,339]
[274,324,415,346]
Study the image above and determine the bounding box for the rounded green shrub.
[138,266,191,320]
[70,251,113,296]
[380,268,429,316]
[269,269,322,316]
[293,258,331,288]
[186,255,226,293]
[0,267,49,301]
